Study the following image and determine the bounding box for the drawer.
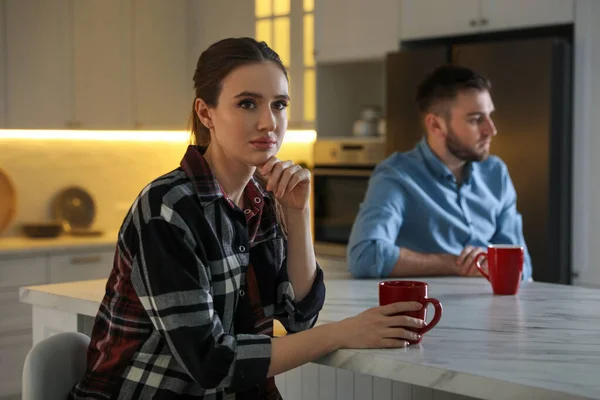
[49,250,114,283]
[0,257,47,289]
[0,287,32,333]
[0,331,32,398]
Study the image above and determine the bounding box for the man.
[347,64,532,280]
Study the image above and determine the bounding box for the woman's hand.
[260,157,311,212]
[334,302,425,349]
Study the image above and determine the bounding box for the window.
[255,0,315,128]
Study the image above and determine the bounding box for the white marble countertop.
[0,231,118,258]
[19,271,600,399]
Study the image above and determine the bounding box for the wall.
[316,60,386,137]
[572,0,600,287]
[0,135,314,238]
[187,0,254,82]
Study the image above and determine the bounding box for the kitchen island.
[19,272,600,400]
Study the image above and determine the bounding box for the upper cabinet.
[5,0,72,129]
[400,0,574,41]
[4,0,190,130]
[132,0,190,130]
[72,0,132,129]
[315,0,400,63]
[0,1,5,128]
[479,0,574,33]
[400,0,481,40]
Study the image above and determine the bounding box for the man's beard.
[446,127,490,162]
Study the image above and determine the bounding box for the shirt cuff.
[292,264,325,321]
[229,334,272,392]
[278,263,326,332]
[380,244,401,277]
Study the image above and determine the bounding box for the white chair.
[22,332,90,400]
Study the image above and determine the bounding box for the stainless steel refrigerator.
[385,35,573,284]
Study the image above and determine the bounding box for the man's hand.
[455,246,487,277]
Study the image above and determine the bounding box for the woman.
[69,37,424,399]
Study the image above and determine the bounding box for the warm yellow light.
[273,17,290,67]
[303,0,314,12]
[273,0,290,16]
[304,69,316,122]
[256,19,272,45]
[0,129,190,142]
[283,129,316,143]
[0,129,317,144]
[303,14,315,67]
[255,0,272,18]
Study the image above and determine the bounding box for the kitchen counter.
[0,231,118,258]
[19,274,600,400]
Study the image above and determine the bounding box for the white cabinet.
[0,255,47,399]
[479,0,574,33]
[4,0,190,130]
[400,0,574,40]
[401,0,481,40]
[5,0,131,130]
[5,0,72,129]
[0,2,6,128]
[72,0,132,129]
[132,0,190,130]
[49,250,114,284]
[315,0,400,63]
[0,245,114,398]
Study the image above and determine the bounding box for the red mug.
[378,281,443,345]
[475,245,524,295]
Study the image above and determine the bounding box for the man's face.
[444,89,497,162]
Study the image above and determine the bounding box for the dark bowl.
[22,222,63,238]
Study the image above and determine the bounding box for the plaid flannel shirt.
[69,145,326,399]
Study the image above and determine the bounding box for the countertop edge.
[0,234,118,258]
[313,350,592,400]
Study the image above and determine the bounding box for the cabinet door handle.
[70,255,102,265]
[469,19,478,27]
[479,18,489,26]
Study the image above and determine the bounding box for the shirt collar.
[180,145,270,210]
[417,137,474,186]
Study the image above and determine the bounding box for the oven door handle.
[312,168,373,177]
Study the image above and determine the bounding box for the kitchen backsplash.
[0,137,313,238]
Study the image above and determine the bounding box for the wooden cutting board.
[0,168,16,235]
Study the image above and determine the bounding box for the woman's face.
[201,61,289,168]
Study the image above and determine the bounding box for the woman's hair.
[189,37,289,236]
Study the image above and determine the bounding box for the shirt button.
[239,289,245,297]
[243,209,251,215]
[253,197,262,204]
[239,245,246,252]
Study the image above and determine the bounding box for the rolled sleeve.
[131,216,272,392]
[347,164,405,278]
[274,262,325,333]
[348,239,401,278]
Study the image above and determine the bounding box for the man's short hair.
[416,64,492,117]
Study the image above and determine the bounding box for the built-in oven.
[312,136,386,260]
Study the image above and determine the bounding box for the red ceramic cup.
[475,245,524,295]
[378,281,443,345]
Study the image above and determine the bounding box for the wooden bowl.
[0,168,17,235]
[22,222,63,238]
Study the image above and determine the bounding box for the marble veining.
[19,272,600,399]
[314,277,600,399]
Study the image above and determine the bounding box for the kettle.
[352,106,386,137]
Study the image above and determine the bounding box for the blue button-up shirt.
[347,138,532,280]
